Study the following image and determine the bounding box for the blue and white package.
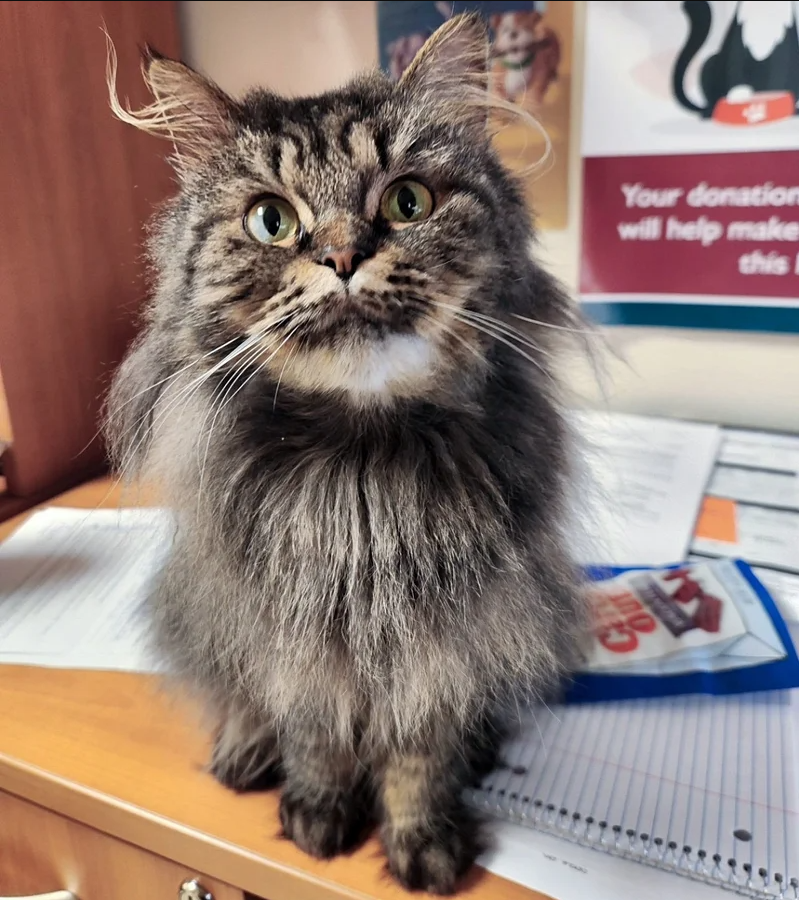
[566,558,799,703]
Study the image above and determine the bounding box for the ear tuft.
[399,13,489,97]
[105,32,236,173]
[397,14,551,169]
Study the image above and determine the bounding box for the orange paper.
[694,497,738,544]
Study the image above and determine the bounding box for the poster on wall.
[376,1,574,230]
[581,1,799,333]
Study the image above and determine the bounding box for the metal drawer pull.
[0,894,77,899]
[179,881,213,900]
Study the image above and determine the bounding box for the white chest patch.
[283,333,437,401]
[347,334,435,396]
[738,1,796,61]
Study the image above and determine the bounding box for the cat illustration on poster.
[672,0,799,125]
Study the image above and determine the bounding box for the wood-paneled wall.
[0,1,180,504]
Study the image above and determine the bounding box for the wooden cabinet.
[0,791,241,900]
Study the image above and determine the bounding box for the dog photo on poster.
[377,1,574,230]
[581,1,799,333]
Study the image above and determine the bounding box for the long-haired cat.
[106,14,587,893]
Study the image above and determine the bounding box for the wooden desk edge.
[0,752,379,900]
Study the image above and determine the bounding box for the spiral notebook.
[469,692,798,898]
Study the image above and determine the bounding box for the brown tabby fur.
[105,15,587,893]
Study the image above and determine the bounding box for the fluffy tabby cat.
[106,15,587,893]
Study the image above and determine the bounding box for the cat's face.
[119,16,533,404]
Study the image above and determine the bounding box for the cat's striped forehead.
[228,76,475,215]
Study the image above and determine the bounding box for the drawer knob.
[179,880,213,900]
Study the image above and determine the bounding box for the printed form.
[693,429,799,620]
[573,411,721,567]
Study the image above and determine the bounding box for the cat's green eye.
[244,197,299,245]
[380,180,434,226]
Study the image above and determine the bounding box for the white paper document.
[480,820,727,900]
[692,505,799,576]
[719,430,799,476]
[708,466,799,512]
[572,412,721,567]
[0,507,171,671]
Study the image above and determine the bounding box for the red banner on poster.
[582,151,799,300]
[581,1,799,331]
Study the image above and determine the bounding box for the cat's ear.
[107,39,237,172]
[144,49,237,144]
[399,13,490,121]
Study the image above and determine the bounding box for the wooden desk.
[0,478,545,900]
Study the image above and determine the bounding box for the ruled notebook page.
[472,693,798,892]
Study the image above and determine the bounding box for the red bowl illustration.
[712,90,796,126]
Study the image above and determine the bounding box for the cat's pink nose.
[320,247,366,279]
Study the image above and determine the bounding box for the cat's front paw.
[209,733,282,793]
[383,818,480,895]
[280,786,368,859]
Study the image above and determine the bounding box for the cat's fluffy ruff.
[106,14,587,894]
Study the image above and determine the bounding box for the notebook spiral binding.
[468,787,799,899]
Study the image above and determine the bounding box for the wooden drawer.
[0,790,242,900]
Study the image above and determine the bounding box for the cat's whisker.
[118,328,273,476]
[79,333,245,466]
[511,312,599,336]
[196,336,280,494]
[397,273,594,342]
[427,298,555,359]
[118,310,296,473]
[442,303,609,394]
[449,307,555,361]
[273,342,298,411]
[118,351,240,476]
[198,318,299,475]
[194,313,299,486]
[199,327,284,439]
[120,338,256,458]
[448,314,553,379]
[418,312,486,367]
[109,333,244,421]
[235,327,301,406]
[118,335,258,450]
[203,327,302,492]
[425,299,553,376]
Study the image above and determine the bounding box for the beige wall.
[179,1,378,97]
[180,0,799,432]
